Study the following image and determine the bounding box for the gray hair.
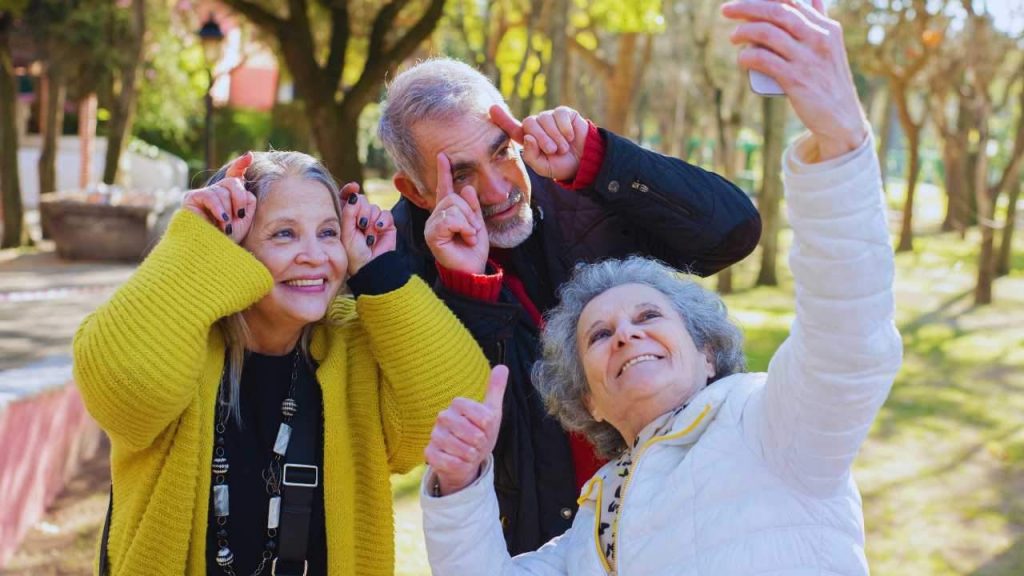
[378,58,507,192]
[205,151,343,425]
[532,257,746,459]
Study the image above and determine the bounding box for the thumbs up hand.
[425,365,509,496]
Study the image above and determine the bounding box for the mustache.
[481,187,524,218]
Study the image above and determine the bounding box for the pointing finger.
[436,153,455,203]
[489,104,525,144]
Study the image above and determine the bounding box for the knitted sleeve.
[355,275,491,474]
[73,210,273,451]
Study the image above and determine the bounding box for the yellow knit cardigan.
[73,210,490,575]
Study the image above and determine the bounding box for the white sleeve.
[744,133,903,497]
[420,456,573,575]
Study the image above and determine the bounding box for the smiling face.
[577,283,715,442]
[241,176,347,344]
[402,109,534,248]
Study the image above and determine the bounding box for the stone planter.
[39,191,176,262]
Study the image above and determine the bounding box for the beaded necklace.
[211,349,301,576]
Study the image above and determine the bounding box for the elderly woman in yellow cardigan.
[73,151,494,576]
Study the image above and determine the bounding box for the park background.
[0,0,1022,574]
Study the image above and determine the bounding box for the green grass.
[388,176,1024,574]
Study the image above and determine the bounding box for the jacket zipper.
[496,339,506,365]
[610,404,712,575]
[633,179,694,220]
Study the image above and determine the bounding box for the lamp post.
[198,13,224,171]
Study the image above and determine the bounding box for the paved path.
[0,246,135,372]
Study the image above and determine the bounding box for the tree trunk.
[973,102,994,305]
[102,0,145,185]
[893,80,924,252]
[997,177,1021,277]
[0,12,27,248]
[311,100,363,185]
[876,89,893,198]
[38,64,66,196]
[942,98,972,234]
[604,33,639,135]
[756,97,787,286]
[544,0,569,109]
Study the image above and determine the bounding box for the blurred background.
[0,0,1022,574]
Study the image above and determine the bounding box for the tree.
[756,97,786,287]
[958,5,1024,305]
[102,0,146,185]
[681,0,749,294]
[859,0,939,253]
[997,176,1021,277]
[0,7,29,248]
[222,0,447,184]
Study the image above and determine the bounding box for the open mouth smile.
[617,354,664,377]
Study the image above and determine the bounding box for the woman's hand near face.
[722,0,868,160]
[340,183,397,277]
[181,152,258,242]
[425,366,508,496]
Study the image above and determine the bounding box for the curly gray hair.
[532,257,746,459]
[378,58,507,192]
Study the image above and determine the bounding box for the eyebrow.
[583,302,663,338]
[262,216,340,229]
[449,132,512,175]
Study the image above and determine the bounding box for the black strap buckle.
[271,557,308,576]
[282,463,318,488]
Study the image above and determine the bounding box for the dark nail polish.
[347,194,359,205]
[225,224,233,235]
[221,212,230,222]
[358,217,368,229]
[366,235,375,247]
[376,220,384,229]
[237,208,245,219]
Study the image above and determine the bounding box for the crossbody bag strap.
[272,361,318,576]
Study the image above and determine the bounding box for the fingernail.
[225,224,233,236]
[221,212,230,222]
[237,208,245,219]
[376,220,384,229]
[366,235,375,247]
[358,217,368,229]
[347,194,359,205]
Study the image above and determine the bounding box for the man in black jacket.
[378,58,761,555]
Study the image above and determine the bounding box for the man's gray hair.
[532,257,746,459]
[378,58,507,192]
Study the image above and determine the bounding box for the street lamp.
[198,13,224,171]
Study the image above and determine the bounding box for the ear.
[703,348,716,381]
[394,172,433,211]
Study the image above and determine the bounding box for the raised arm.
[723,0,903,496]
[74,210,272,451]
[339,191,492,474]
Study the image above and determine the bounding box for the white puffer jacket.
[421,134,903,576]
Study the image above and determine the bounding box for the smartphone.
[748,0,812,97]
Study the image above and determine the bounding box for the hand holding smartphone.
[747,0,812,96]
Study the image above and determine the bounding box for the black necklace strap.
[272,352,318,576]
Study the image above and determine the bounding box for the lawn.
[388,182,1024,575]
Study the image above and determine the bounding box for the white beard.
[487,201,534,248]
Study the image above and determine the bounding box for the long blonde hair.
[204,151,345,425]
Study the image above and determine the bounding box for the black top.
[206,351,327,575]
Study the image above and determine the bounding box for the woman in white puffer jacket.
[418,1,903,574]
